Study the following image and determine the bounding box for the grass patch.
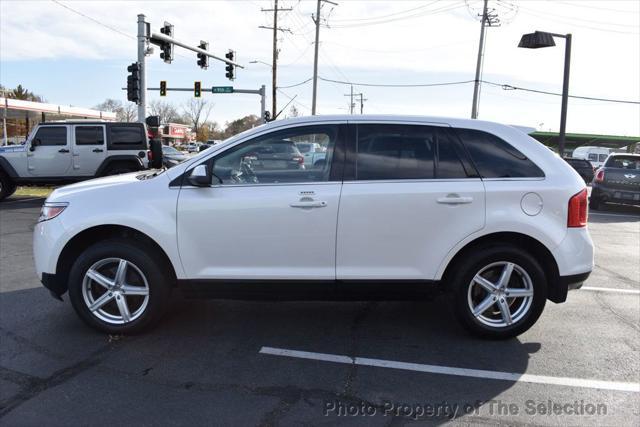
[14,186,55,198]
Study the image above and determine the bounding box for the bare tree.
[182,99,213,141]
[118,103,137,122]
[95,99,136,122]
[149,100,181,124]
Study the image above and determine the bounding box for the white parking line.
[581,286,640,295]
[260,346,640,393]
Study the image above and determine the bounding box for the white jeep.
[0,120,150,200]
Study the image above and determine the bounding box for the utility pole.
[311,0,338,115]
[137,14,148,123]
[356,92,366,114]
[343,84,354,114]
[470,0,499,119]
[260,1,292,119]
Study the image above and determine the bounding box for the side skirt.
[177,279,443,301]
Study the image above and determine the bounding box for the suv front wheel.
[68,239,171,334]
[450,245,547,339]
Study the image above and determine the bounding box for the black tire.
[314,159,326,168]
[449,244,547,339]
[590,196,601,210]
[68,239,172,334]
[0,171,17,201]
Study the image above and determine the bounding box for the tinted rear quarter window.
[109,125,145,150]
[455,128,544,178]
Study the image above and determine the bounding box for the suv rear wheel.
[68,239,171,334]
[450,245,547,339]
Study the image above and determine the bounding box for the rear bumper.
[592,185,640,206]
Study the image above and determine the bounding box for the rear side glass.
[110,126,144,146]
[455,128,544,178]
[356,124,435,180]
[436,130,468,179]
[75,126,104,145]
[588,153,598,161]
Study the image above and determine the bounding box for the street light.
[518,30,572,157]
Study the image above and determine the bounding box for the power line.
[329,2,467,28]
[50,0,134,40]
[282,76,640,105]
[278,77,313,89]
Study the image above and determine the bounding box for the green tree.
[6,85,44,102]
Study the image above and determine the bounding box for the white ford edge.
[34,115,593,339]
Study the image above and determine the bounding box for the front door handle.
[92,148,104,153]
[290,201,327,208]
[437,194,473,205]
[58,148,70,153]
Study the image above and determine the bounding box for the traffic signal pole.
[137,14,148,123]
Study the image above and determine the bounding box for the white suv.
[34,115,593,339]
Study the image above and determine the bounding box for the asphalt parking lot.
[0,195,638,426]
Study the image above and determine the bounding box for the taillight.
[568,188,588,228]
[293,155,304,164]
[594,169,604,182]
[147,150,153,161]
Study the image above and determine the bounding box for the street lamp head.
[518,31,556,49]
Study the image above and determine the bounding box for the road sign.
[212,86,234,94]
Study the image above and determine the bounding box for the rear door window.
[75,126,105,145]
[355,124,472,180]
[455,128,544,178]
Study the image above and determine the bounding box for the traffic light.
[194,81,202,98]
[160,80,167,97]
[126,62,140,104]
[159,22,174,63]
[197,41,209,69]
[225,50,235,81]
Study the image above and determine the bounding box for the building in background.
[159,123,193,147]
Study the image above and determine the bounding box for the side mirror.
[30,139,40,151]
[188,165,210,187]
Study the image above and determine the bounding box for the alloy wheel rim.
[467,261,534,328]
[82,258,150,325]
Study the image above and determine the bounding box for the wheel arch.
[95,155,144,177]
[439,232,564,303]
[55,224,177,295]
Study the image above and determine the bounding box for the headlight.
[39,202,69,222]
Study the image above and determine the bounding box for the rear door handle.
[437,195,473,205]
[290,201,327,208]
[58,148,70,153]
[92,148,104,153]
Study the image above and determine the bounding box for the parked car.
[34,115,593,339]
[186,143,199,153]
[161,145,189,168]
[0,121,149,201]
[295,142,327,169]
[565,157,595,184]
[572,146,613,169]
[590,153,640,210]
